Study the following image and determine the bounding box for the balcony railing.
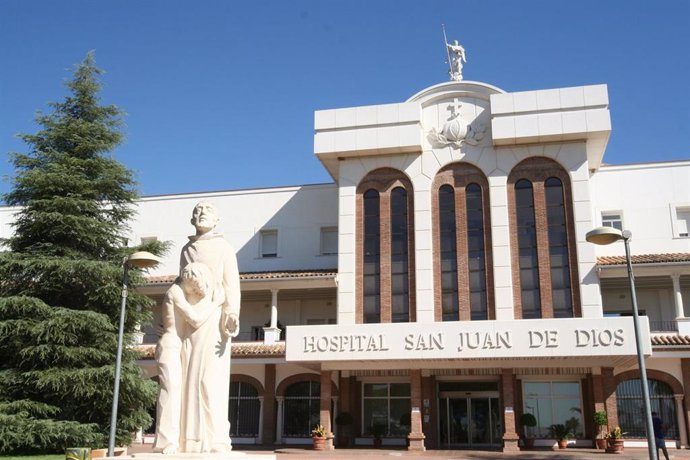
[649,321,678,333]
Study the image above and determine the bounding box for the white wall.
[130,183,339,276]
[591,161,690,256]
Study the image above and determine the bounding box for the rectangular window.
[260,230,278,258]
[523,381,583,439]
[601,212,623,231]
[320,226,338,255]
[362,383,411,437]
[674,206,690,237]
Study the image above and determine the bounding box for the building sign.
[285,317,650,362]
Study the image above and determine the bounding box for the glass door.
[439,392,502,448]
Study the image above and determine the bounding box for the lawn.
[1,456,64,460]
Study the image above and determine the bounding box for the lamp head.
[126,251,161,269]
[585,227,624,246]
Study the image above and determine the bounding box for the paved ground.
[127,443,690,459]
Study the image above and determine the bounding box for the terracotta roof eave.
[597,253,690,266]
[146,269,337,285]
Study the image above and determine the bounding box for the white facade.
[2,76,689,453]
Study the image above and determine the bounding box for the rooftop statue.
[446,39,466,81]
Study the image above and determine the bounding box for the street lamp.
[585,227,657,460]
[108,251,161,457]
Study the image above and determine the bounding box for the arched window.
[363,190,381,323]
[283,381,321,437]
[515,179,541,319]
[432,163,493,321]
[439,185,458,321]
[616,379,678,440]
[545,177,572,318]
[229,381,260,437]
[390,187,409,323]
[357,169,415,323]
[508,158,580,319]
[466,183,488,320]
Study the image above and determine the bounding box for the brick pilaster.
[262,364,276,445]
[407,369,426,451]
[602,367,619,430]
[501,369,520,451]
[320,370,334,450]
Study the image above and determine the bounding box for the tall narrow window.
[439,185,458,321]
[545,178,572,318]
[363,190,381,323]
[515,179,541,319]
[390,187,409,323]
[466,183,487,320]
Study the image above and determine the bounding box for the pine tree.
[0,52,165,454]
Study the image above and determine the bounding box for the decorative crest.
[442,24,466,81]
[427,97,486,149]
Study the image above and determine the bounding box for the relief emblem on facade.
[427,98,487,148]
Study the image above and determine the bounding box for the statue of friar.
[154,201,241,454]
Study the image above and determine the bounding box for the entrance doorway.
[439,391,502,448]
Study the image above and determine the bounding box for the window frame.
[601,211,624,231]
[669,204,690,238]
[259,229,278,258]
[320,226,338,255]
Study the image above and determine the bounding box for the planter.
[312,436,327,451]
[373,438,383,448]
[523,438,535,449]
[91,448,126,458]
[596,438,608,449]
[557,439,568,449]
[606,438,624,454]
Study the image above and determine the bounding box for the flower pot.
[313,436,327,451]
[596,438,608,449]
[523,438,535,449]
[606,438,624,454]
[373,437,383,448]
[557,439,568,449]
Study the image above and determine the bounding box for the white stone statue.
[154,201,241,454]
[447,39,466,81]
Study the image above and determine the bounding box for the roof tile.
[598,253,690,266]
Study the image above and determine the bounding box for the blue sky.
[1,1,688,199]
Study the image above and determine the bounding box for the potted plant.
[605,426,625,454]
[593,411,609,449]
[520,413,537,449]
[311,424,328,451]
[371,422,387,448]
[548,423,573,449]
[335,411,354,448]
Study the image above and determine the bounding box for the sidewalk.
[128,443,690,459]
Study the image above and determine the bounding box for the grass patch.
[1,456,64,460]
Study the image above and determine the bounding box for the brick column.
[263,364,276,445]
[602,367,619,430]
[320,370,335,450]
[421,374,435,449]
[408,369,426,451]
[501,369,520,452]
[675,394,688,448]
[681,359,690,448]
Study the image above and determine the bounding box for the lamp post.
[585,227,657,460]
[108,251,160,457]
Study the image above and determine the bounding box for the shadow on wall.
[234,184,338,273]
